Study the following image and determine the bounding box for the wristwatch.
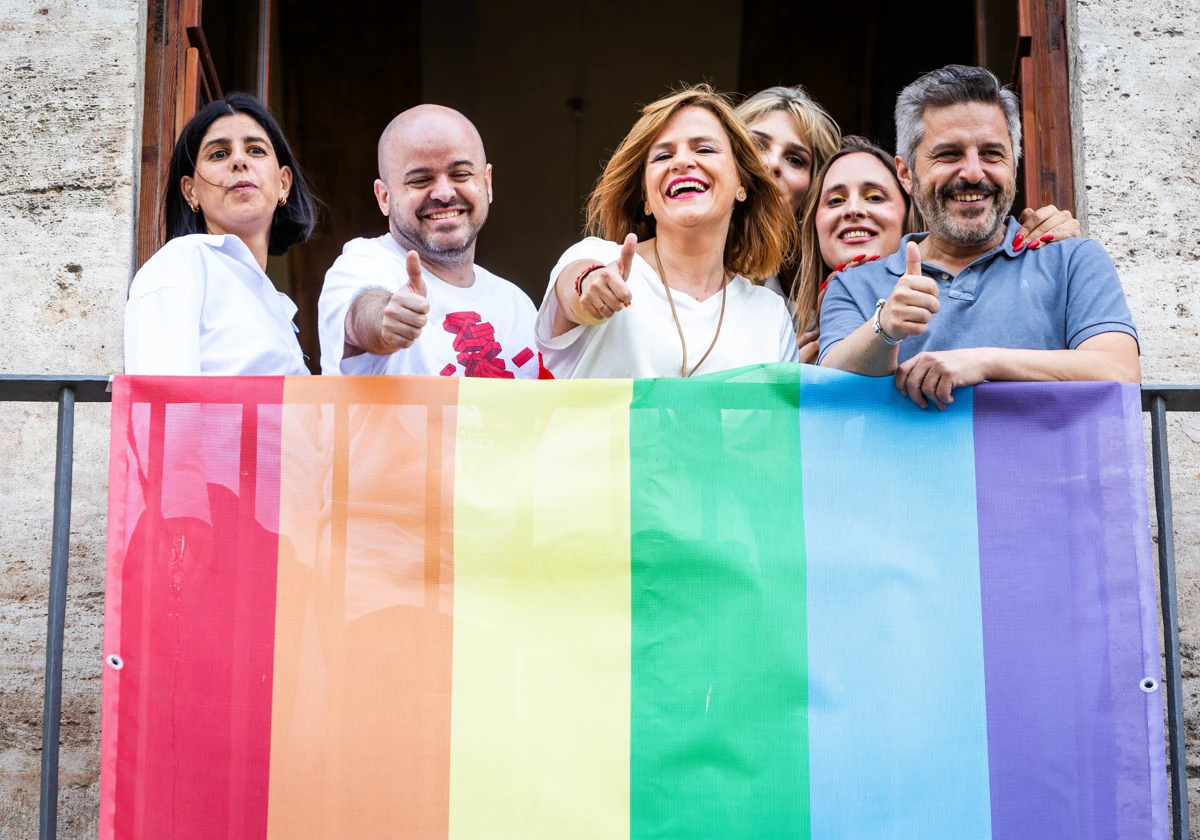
[872,298,901,345]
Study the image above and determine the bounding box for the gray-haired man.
[818,65,1139,408]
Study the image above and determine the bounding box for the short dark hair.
[894,65,1022,169]
[164,92,317,256]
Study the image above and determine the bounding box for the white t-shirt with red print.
[318,234,544,379]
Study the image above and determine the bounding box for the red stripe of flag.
[102,377,284,840]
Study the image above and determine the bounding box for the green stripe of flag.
[629,365,809,838]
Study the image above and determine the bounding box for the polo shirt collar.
[883,231,930,276]
[882,216,1023,276]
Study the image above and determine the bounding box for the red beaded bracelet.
[574,263,605,297]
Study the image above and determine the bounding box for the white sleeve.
[317,245,399,376]
[534,238,621,377]
[776,298,801,363]
[124,250,204,375]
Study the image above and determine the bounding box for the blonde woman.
[737,85,840,226]
[737,85,840,356]
[535,85,798,379]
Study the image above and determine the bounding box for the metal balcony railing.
[2,374,1197,840]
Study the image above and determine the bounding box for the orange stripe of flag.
[267,377,458,839]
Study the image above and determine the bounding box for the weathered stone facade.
[0,1,142,836]
[0,0,1197,836]
[1070,0,1200,826]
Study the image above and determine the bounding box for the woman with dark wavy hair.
[125,92,317,375]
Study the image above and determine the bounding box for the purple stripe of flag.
[974,382,1166,840]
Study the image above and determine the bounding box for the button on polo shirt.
[817,216,1138,366]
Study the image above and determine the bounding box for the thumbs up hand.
[379,250,431,351]
[878,241,940,341]
[404,250,427,297]
[577,233,636,325]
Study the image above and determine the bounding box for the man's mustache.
[937,180,1000,200]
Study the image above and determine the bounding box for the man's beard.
[913,174,1015,247]
[391,201,486,259]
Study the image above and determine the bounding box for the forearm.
[979,346,1141,383]
[819,319,900,376]
[550,260,594,338]
[343,289,391,357]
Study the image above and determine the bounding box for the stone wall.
[1070,0,1200,827]
[0,1,142,837]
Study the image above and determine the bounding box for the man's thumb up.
[882,239,941,342]
[904,241,922,278]
[405,250,427,297]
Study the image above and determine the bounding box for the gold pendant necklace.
[654,241,728,378]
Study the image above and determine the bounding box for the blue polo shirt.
[817,217,1138,365]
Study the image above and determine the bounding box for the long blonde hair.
[585,84,796,281]
[793,135,924,329]
[736,85,841,195]
[736,85,840,296]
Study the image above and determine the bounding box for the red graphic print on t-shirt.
[440,311,531,379]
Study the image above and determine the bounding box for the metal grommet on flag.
[1140,677,1159,693]
[105,653,124,670]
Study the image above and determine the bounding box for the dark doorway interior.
[203,0,1015,371]
[739,0,978,155]
[739,0,1021,197]
[276,0,421,365]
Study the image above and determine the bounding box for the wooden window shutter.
[137,0,191,268]
[1014,0,1075,212]
[135,0,267,269]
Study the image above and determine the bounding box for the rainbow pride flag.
[100,365,1166,839]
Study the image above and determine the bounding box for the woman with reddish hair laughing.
[536,85,799,379]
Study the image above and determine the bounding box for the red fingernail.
[820,278,831,293]
[1029,241,1042,250]
[854,254,867,261]
[1013,242,1025,252]
[868,255,881,262]
[1039,233,1055,242]
[1012,233,1025,248]
[624,302,631,308]
[834,263,847,271]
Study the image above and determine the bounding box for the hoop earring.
[278,195,288,208]
[643,203,652,216]
[188,202,199,213]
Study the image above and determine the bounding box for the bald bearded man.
[318,105,542,378]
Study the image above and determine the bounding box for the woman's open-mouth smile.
[666,177,710,200]
[837,225,878,244]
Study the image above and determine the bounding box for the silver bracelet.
[872,298,901,345]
